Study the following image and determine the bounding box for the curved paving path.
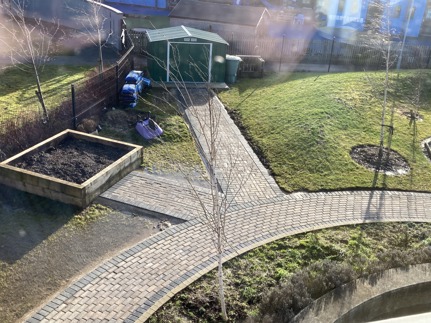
[25,91,431,322]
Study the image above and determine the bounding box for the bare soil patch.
[11,137,131,184]
[350,144,410,175]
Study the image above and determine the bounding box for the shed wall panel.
[147,36,227,83]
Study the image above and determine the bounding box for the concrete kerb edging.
[95,195,193,223]
[292,263,431,323]
[179,91,222,192]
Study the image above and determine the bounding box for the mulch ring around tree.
[11,137,130,184]
[350,144,410,175]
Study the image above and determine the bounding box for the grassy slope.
[219,71,431,192]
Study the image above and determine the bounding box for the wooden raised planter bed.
[0,129,143,208]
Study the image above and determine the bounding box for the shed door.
[168,42,212,83]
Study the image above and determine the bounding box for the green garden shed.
[146,26,228,83]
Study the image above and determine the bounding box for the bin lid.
[226,55,242,61]
[131,28,148,33]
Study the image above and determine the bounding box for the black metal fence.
[227,37,431,70]
[0,44,134,161]
[131,29,431,70]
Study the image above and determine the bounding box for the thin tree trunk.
[33,65,48,121]
[212,170,227,320]
[218,251,227,321]
[27,27,48,121]
[98,29,104,74]
[379,41,391,157]
[208,92,228,321]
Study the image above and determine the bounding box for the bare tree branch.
[0,0,62,122]
[139,42,258,320]
[66,0,113,74]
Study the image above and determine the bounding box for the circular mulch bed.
[350,144,410,175]
[402,110,423,122]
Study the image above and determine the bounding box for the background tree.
[70,0,113,74]
[0,0,61,122]
[363,0,401,170]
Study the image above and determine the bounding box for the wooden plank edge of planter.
[82,146,144,206]
[0,164,84,206]
[0,129,144,208]
[68,129,142,150]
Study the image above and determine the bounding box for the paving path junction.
[25,90,431,322]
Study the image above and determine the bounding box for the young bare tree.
[364,0,401,166]
[141,46,253,321]
[0,0,61,122]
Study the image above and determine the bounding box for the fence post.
[328,36,336,73]
[116,64,119,106]
[71,84,77,129]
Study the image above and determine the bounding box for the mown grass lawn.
[0,65,94,121]
[219,70,431,192]
[0,65,204,175]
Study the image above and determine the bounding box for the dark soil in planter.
[11,137,131,184]
[350,145,410,175]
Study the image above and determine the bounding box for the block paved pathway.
[24,90,431,322]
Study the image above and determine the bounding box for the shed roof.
[169,0,269,27]
[146,25,229,44]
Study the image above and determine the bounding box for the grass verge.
[149,222,431,322]
[0,186,159,323]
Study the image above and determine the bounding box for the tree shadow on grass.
[365,123,395,221]
[0,184,77,264]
